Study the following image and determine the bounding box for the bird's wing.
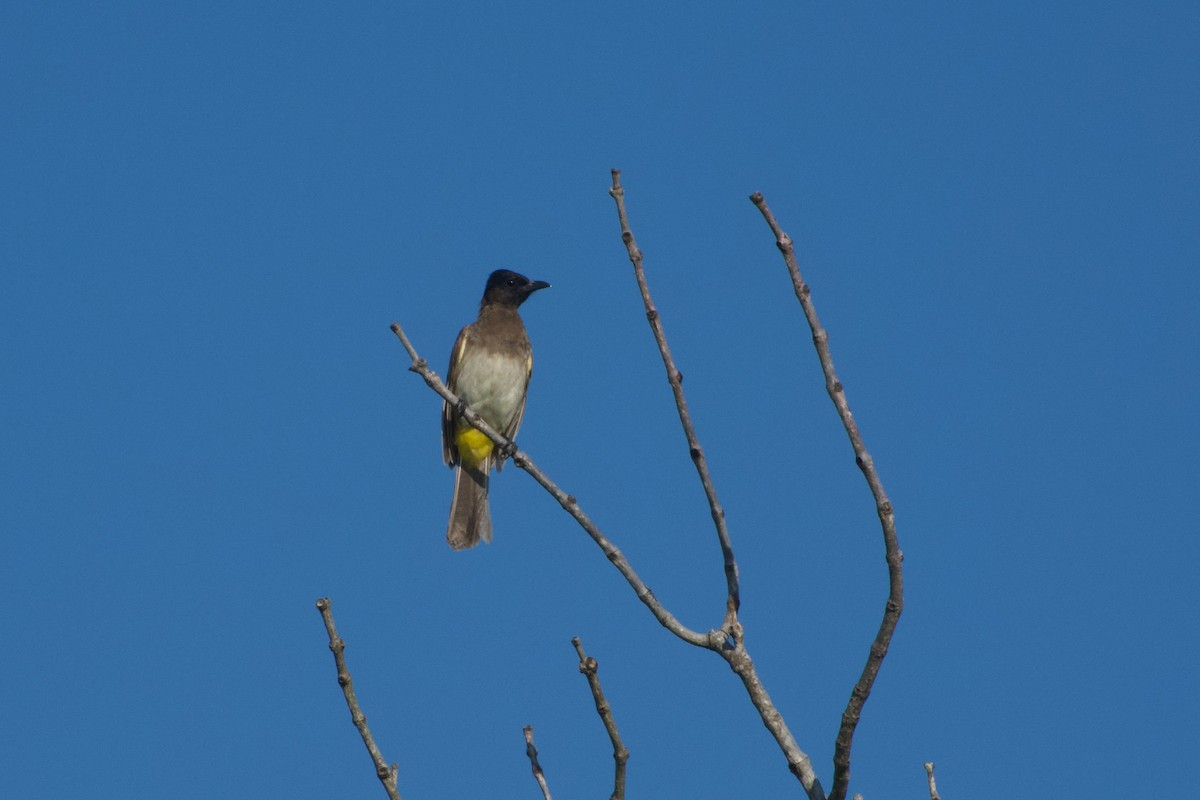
[442,324,472,466]
[500,349,534,443]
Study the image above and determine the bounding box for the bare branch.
[608,169,740,624]
[314,598,402,800]
[749,192,905,800]
[571,637,629,800]
[523,726,553,800]
[924,762,943,800]
[390,323,711,649]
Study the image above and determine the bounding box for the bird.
[442,269,550,549]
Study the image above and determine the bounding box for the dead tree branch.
[749,192,904,800]
[572,636,628,800]
[315,597,402,800]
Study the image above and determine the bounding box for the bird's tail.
[446,462,492,550]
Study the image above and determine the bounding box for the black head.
[481,269,551,308]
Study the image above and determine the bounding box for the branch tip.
[572,636,627,800]
[523,725,552,800]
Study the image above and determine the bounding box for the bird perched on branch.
[442,269,550,549]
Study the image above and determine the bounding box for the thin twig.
[314,598,402,800]
[523,726,553,800]
[749,192,904,800]
[390,323,711,649]
[608,169,740,624]
[924,762,942,800]
[572,637,629,800]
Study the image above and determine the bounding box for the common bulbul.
[442,269,550,549]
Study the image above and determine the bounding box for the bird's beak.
[527,280,551,293]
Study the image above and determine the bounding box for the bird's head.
[482,269,551,308]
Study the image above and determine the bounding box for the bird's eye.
[507,278,517,286]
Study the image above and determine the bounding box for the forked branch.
[750,192,904,800]
[606,172,824,799]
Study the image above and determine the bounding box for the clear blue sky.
[4,2,1197,798]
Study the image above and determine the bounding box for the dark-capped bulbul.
[442,269,550,549]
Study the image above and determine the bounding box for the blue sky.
[3,2,1198,798]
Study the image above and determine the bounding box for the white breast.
[454,350,529,431]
